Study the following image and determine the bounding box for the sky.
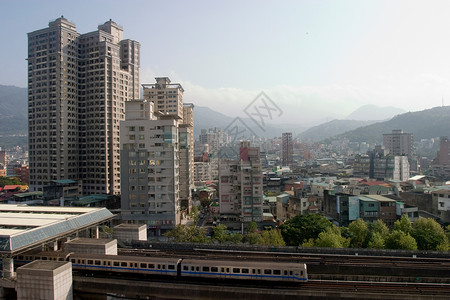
[1,0,450,125]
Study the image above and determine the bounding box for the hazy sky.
[1,0,449,125]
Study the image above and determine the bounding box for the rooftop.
[0,204,113,253]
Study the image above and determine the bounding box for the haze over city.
[2,0,450,124]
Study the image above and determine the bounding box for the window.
[211,267,218,272]
[140,263,147,268]
[183,266,189,271]
[139,126,145,131]
[168,265,175,270]
[95,260,101,265]
[121,262,127,267]
[233,268,240,273]
[242,268,249,274]
[264,269,272,275]
[202,267,210,272]
[273,270,281,275]
[87,260,93,265]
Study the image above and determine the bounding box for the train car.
[180,259,308,282]
[70,253,180,277]
[15,251,72,266]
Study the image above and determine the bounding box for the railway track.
[119,247,450,267]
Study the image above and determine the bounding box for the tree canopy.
[412,218,449,251]
[280,214,333,246]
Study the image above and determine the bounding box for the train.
[14,251,308,283]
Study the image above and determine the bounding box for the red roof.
[3,185,21,190]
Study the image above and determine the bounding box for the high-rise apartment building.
[121,78,194,235]
[120,100,181,235]
[219,141,263,222]
[382,129,414,159]
[142,78,194,211]
[27,17,140,194]
[281,132,293,167]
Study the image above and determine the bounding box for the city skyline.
[2,0,450,125]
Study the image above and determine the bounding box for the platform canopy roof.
[0,204,113,254]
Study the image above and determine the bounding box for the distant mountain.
[297,119,377,142]
[330,106,450,144]
[193,106,307,138]
[0,85,28,149]
[0,85,27,134]
[345,104,406,121]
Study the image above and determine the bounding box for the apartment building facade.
[27,17,140,194]
[219,142,263,222]
[121,78,194,234]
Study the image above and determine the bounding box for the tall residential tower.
[27,17,140,194]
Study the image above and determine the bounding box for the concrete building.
[16,261,73,300]
[120,100,181,235]
[120,78,194,235]
[27,17,140,194]
[372,155,410,181]
[219,142,263,222]
[436,136,450,165]
[194,162,213,182]
[383,129,414,158]
[142,77,183,119]
[179,103,195,211]
[431,189,450,223]
[281,132,293,167]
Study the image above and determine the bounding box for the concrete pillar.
[2,257,14,279]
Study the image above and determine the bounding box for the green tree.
[0,176,22,187]
[280,214,333,246]
[212,224,229,243]
[190,206,200,223]
[163,225,209,243]
[371,219,389,236]
[367,232,385,249]
[393,214,412,234]
[301,238,315,247]
[260,229,285,246]
[385,230,417,250]
[348,219,369,248]
[314,226,350,248]
[446,225,450,242]
[199,197,211,209]
[245,221,258,234]
[243,232,263,245]
[412,218,448,251]
[227,232,243,244]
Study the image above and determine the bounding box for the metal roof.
[0,204,113,253]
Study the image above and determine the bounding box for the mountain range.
[1,84,447,150]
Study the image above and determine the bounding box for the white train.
[15,251,308,283]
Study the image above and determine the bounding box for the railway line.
[73,274,450,299]
[117,247,450,285]
[118,247,450,268]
